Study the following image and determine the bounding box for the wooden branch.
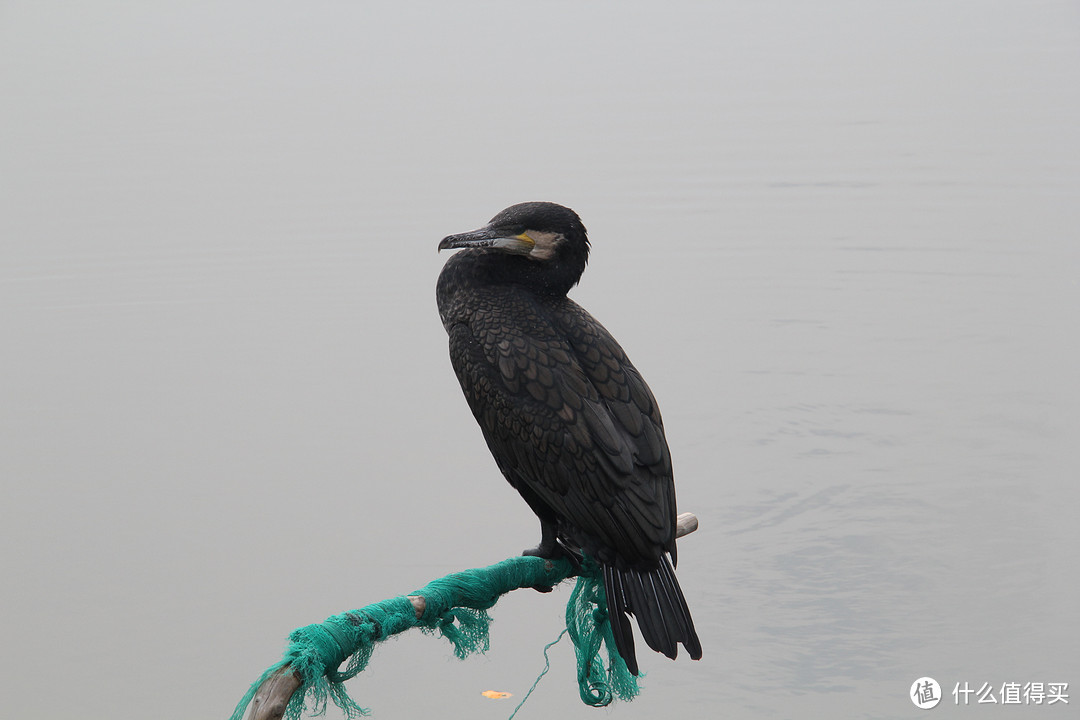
[676,511,698,538]
[242,669,302,720]
[239,512,700,720]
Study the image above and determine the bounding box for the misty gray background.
[2,1,1078,718]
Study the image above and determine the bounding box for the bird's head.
[438,202,589,295]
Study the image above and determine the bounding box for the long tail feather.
[603,563,639,675]
[600,554,701,675]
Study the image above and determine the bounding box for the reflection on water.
[2,1,1077,718]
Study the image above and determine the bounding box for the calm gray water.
[2,2,1078,718]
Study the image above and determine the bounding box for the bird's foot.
[522,541,558,592]
[522,539,582,591]
[522,539,560,559]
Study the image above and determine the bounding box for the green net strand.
[230,554,639,719]
[229,598,417,720]
[508,628,569,720]
[565,562,641,707]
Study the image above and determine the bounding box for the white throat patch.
[526,230,564,261]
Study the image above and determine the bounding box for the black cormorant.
[436,201,701,675]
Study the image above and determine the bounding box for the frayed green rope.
[566,562,641,706]
[507,628,568,720]
[230,554,639,719]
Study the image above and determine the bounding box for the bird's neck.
[439,249,582,300]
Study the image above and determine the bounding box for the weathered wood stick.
[676,510,698,538]
[242,669,302,720]
[240,512,700,720]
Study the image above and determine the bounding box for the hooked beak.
[438,227,536,255]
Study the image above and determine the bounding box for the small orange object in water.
[481,690,513,699]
